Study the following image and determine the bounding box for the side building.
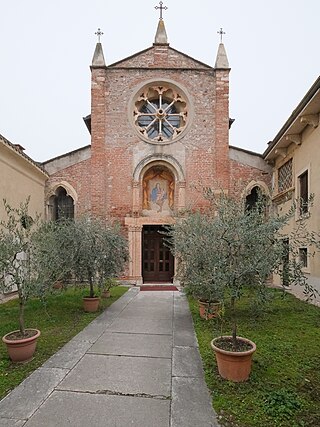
[264,76,320,300]
[0,133,48,298]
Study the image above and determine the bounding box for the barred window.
[50,187,74,220]
[278,159,292,192]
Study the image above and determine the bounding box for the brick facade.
[44,38,271,283]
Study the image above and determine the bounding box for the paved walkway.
[0,288,219,427]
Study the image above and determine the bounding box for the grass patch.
[189,288,320,427]
[0,286,128,400]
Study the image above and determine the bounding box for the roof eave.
[263,76,320,159]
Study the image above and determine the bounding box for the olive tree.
[0,199,51,336]
[62,217,128,297]
[169,191,319,349]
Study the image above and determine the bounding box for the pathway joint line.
[55,387,171,401]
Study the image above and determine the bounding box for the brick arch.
[133,155,185,183]
[242,180,270,199]
[46,181,78,220]
[47,181,78,202]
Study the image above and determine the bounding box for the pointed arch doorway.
[142,225,174,283]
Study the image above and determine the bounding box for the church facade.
[43,19,271,284]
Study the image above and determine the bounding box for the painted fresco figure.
[151,182,167,212]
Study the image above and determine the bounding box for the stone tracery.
[134,86,187,142]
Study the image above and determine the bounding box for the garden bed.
[189,288,320,427]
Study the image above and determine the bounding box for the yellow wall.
[273,124,320,285]
[0,142,47,221]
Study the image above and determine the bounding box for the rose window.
[134,86,187,142]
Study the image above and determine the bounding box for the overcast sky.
[1,0,319,162]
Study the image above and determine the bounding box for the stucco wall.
[272,123,320,286]
[0,142,47,221]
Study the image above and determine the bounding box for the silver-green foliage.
[0,198,49,335]
[50,217,129,298]
[170,191,319,346]
[0,198,129,335]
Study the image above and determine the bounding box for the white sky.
[1,0,319,162]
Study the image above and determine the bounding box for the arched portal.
[141,165,175,282]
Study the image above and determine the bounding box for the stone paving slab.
[43,338,93,370]
[0,419,26,427]
[134,291,174,300]
[173,323,198,347]
[70,322,106,343]
[173,314,198,347]
[119,305,173,319]
[24,390,170,427]
[173,292,198,347]
[88,332,172,358]
[57,353,171,397]
[0,367,68,420]
[108,316,173,335]
[171,377,219,427]
[172,346,205,378]
[95,287,139,317]
[0,289,220,427]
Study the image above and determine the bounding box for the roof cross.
[217,27,226,43]
[95,28,104,43]
[155,1,168,20]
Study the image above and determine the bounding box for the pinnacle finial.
[215,42,229,69]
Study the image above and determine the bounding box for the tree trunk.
[231,296,237,350]
[89,275,94,298]
[19,300,25,336]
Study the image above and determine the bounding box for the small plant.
[104,278,118,291]
[263,389,302,422]
[101,278,118,298]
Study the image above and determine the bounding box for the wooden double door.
[142,225,174,283]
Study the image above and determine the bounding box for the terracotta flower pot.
[2,329,41,363]
[83,297,100,312]
[210,336,256,382]
[198,300,221,320]
[53,280,63,289]
[101,290,111,299]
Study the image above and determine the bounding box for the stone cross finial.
[217,27,226,43]
[95,28,104,43]
[155,1,168,20]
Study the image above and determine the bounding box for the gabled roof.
[0,133,48,176]
[107,45,213,70]
[97,16,213,70]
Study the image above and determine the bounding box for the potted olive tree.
[66,217,128,312]
[170,191,318,381]
[101,278,118,299]
[0,199,48,362]
[170,212,223,319]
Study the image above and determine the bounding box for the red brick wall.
[46,44,270,221]
[46,158,91,215]
[229,159,271,196]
